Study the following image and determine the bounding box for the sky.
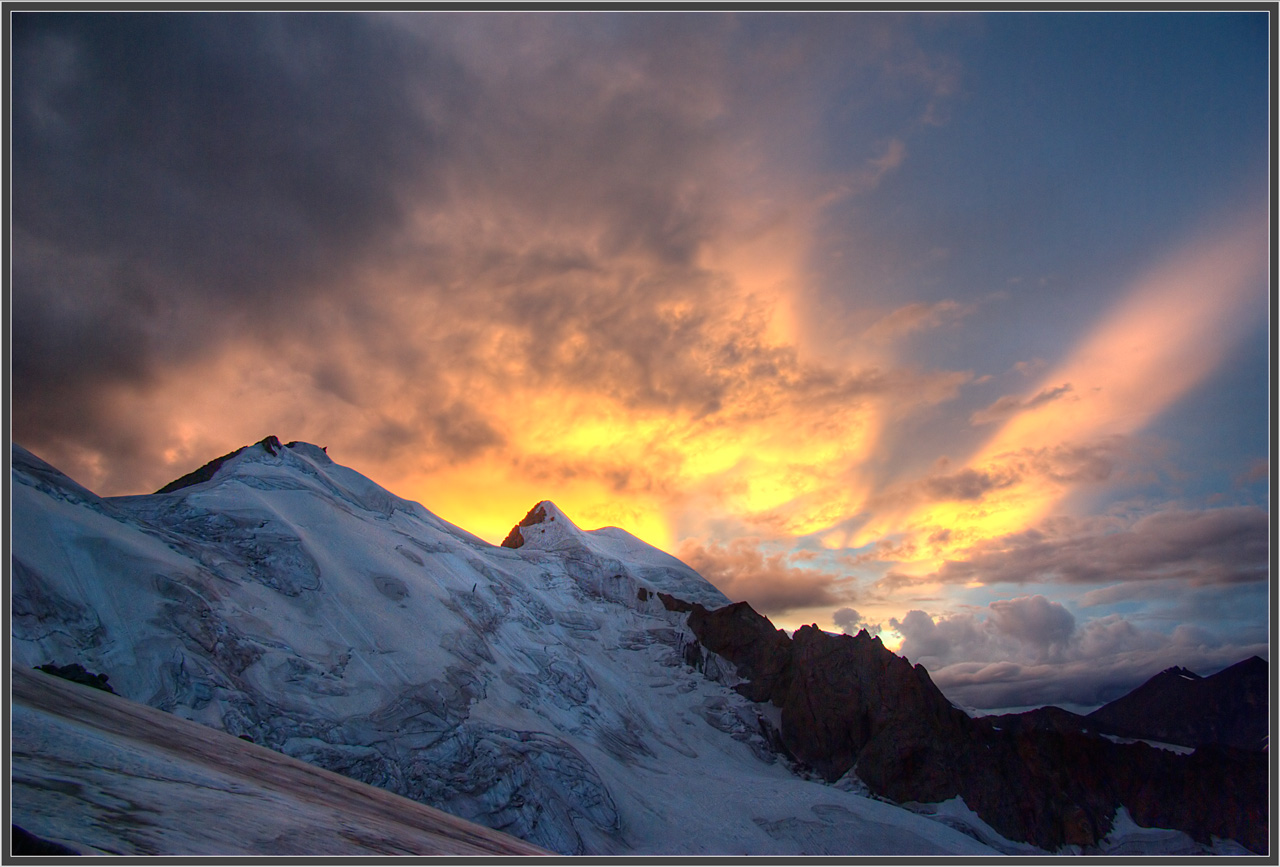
[9,10,1272,711]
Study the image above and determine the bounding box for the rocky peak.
[500,500,573,548]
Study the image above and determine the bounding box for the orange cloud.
[852,213,1269,567]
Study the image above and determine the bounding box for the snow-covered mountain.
[11,663,551,856]
[10,437,995,856]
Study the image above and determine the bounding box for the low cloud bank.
[889,594,1266,709]
[678,539,847,615]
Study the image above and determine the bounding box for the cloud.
[864,299,976,342]
[818,138,908,207]
[12,12,462,482]
[889,595,1078,667]
[832,606,881,636]
[863,437,1133,518]
[1012,358,1048,377]
[677,539,845,615]
[917,465,1019,501]
[988,595,1075,647]
[932,506,1268,587]
[1235,457,1268,486]
[969,383,1074,425]
[11,11,974,550]
[889,596,1266,708]
[850,214,1269,557]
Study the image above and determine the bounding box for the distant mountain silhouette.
[1086,656,1268,751]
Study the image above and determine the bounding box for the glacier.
[10,437,1000,856]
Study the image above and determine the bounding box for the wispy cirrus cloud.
[864,298,977,342]
[850,215,1268,559]
[970,383,1075,425]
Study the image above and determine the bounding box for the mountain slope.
[1086,657,1269,751]
[11,665,550,856]
[10,438,998,856]
[664,593,1268,854]
[500,499,732,609]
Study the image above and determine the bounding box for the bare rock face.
[663,593,1269,854]
[500,503,550,549]
[685,602,791,703]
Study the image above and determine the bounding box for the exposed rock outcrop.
[500,503,550,548]
[663,594,1268,853]
[35,662,116,695]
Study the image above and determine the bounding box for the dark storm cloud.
[678,539,846,615]
[13,13,450,293]
[12,12,462,466]
[935,506,1268,586]
[11,11,983,502]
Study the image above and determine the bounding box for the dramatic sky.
[10,11,1271,711]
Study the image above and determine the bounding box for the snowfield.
[11,664,550,856]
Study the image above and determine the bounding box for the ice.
[8,440,1000,855]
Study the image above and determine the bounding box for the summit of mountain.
[500,498,731,609]
[1086,655,1269,752]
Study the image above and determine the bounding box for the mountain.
[11,664,548,855]
[667,595,1267,854]
[9,437,1268,855]
[10,437,995,856]
[1086,657,1269,752]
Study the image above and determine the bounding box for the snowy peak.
[499,500,580,549]
[153,435,340,495]
[155,435,290,493]
[134,437,492,550]
[498,500,732,609]
[12,443,108,508]
[1158,665,1202,682]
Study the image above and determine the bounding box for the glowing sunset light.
[857,215,1270,567]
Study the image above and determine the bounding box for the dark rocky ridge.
[1086,656,1268,751]
[661,594,1268,854]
